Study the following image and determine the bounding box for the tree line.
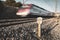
[0,0,22,13]
[5,0,22,7]
[0,0,22,8]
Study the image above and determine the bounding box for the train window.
[30,6,41,13]
[20,5,31,9]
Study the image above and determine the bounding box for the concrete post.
[37,17,42,38]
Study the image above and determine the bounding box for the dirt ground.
[41,18,60,40]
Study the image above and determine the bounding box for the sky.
[2,0,60,12]
[16,0,60,12]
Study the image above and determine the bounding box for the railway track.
[0,18,39,40]
[0,17,60,40]
[0,18,37,27]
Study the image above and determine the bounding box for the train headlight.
[16,9,30,17]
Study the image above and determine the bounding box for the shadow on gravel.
[41,23,59,40]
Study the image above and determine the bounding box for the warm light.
[16,8,30,17]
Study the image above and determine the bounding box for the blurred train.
[16,4,55,17]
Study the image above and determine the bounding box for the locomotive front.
[16,5,32,17]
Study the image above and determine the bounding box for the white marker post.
[37,17,42,38]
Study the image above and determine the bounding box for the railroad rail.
[0,18,37,27]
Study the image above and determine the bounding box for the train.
[16,4,55,17]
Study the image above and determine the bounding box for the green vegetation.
[0,0,22,8]
[5,0,22,7]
